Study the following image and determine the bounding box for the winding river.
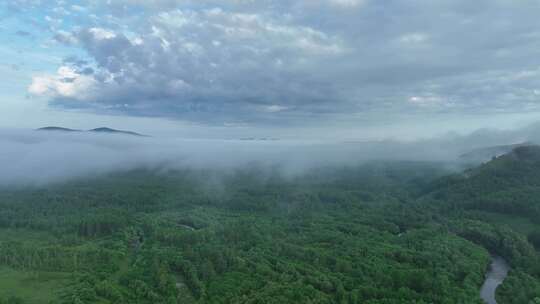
[480,256,510,304]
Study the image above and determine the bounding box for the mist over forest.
[3,1,540,303]
[2,122,540,185]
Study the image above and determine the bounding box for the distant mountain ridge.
[37,126,148,137]
[88,127,147,137]
[38,126,81,132]
[458,142,532,164]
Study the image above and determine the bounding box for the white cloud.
[88,27,116,40]
[38,7,349,122]
[408,95,445,106]
[29,66,96,100]
[262,105,289,113]
[327,0,366,8]
[71,5,86,12]
[54,30,78,44]
[399,33,429,44]
[14,0,540,125]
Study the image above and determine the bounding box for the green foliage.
[528,231,540,250]
[497,270,540,304]
[0,157,538,303]
[424,146,540,302]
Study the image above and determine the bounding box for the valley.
[0,148,539,303]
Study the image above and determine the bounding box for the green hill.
[420,146,540,303]
[427,145,540,221]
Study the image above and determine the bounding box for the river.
[480,256,510,304]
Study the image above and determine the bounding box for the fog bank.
[1,122,540,185]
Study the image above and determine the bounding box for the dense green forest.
[1,150,540,303]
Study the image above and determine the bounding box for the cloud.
[327,0,366,8]
[4,121,540,185]
[398,33,430,44]
[19,0,540,126]
[262,105,289,113]
[70,5,86,12]
[15,30,31,37]
[32,8,349,123]
[28,66,96,99]
[408,95,447,107]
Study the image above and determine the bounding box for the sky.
[1,0,540,139]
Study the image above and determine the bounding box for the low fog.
[2,122,540,185]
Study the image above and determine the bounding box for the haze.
[2,122,540,185]
[2,0,540,183]
[3,3,540,303]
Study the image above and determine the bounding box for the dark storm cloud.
[27,0,540,125]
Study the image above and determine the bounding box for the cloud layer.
[3,122,540,185]
[8,1,540,125]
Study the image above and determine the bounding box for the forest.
[0,148,540,303]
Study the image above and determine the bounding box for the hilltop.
[458,142,532,164]
[37,126,148,137]
[88,127,147,137]
[37,126,80,132]
[427,145,540,216]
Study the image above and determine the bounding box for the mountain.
[37,126,81,132]
[458,142,532,164]
[36,126,148,137]
[88,127,147,137]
